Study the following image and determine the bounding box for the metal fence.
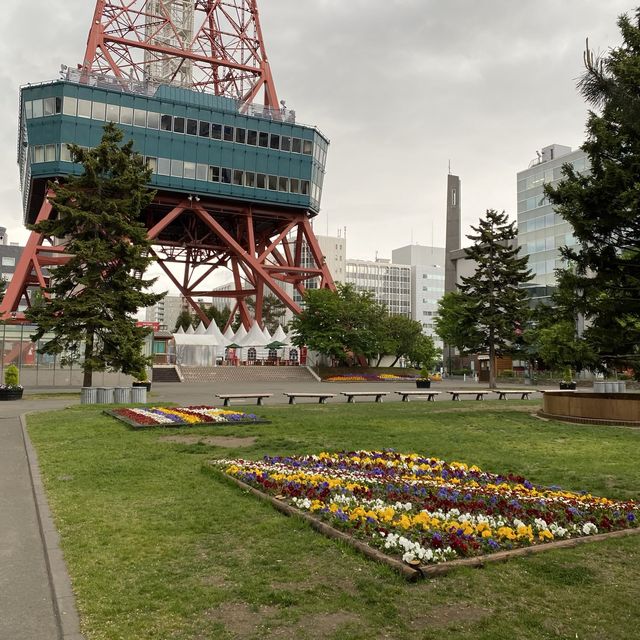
[0,323,150,388]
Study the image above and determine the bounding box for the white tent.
[262,325,272,342]
[223,325,235,342]
[205,320,226,345]
[173,323,220,366]
[232,324,248,345]
[272,325,290,345]
[239,321,270,347]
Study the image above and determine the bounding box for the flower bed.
[213,450,639,568]
[323,373,418,382]
[107,405,267,428]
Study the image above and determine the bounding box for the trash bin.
[114,387,131,404]
[130,386,147,403]
[81,387,97,405]
[96,387,114,404]
[593,381,606,393]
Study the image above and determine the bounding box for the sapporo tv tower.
[1,0,335,327]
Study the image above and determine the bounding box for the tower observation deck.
[2,0,335,328]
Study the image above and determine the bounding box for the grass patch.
[28,401,640,639]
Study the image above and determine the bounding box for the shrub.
[4,364,20,387]
[499,370,515,378]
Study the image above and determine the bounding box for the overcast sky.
[0,0,634,270]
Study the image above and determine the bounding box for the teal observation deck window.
[19,77,329,221]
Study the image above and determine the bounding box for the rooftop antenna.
[448,160,451,175]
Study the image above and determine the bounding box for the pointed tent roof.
[186,325,195,335]
[232,324,248,345]
[223,325,235,341]
[195,321,207,335]
[262,325,272,342]
[176,326,185,334]
[205,320,226,346]
[272,325,290,345]
[238,321,270,347]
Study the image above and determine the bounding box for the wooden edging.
[208,464,640,581]
[209,466,421,581]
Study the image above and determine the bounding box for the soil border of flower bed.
[209,464,640,581]
[104,409,270,429]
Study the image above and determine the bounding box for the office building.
[345,258,411,317]
[391,244,445,348]
[517,144,588,303]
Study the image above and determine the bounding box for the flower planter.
[132,381,151,392]
[0,388,24,401]
[559,381,577,390]
[416,379,431,389]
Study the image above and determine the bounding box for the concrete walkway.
[0,398,82,640]
[0,379,543,639]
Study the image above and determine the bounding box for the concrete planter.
[81,387,98,405]
[96,387,114,404]
[130,386,147,403]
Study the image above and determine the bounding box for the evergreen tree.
[247,294,287,332]
[203,304,232,331]
[174,309,196,332]
[26,123,164,386]
[459,209,533,388]
[545,10,640,368]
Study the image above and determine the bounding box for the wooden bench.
[341,391,388,403]
[216,393,272,407]
[283,392,335,405]
[394,390,441,402]
[448,390,487,401]
[494,389,533,400]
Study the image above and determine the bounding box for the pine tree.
[545,10,640,368]
[26,123,164,386]
[459,209,533,388]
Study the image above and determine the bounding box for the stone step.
[180,365,316,383]
[152,366,182,382]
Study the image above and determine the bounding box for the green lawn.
[27,401,640,640]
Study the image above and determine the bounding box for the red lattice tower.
[83,0,279,108]
[1,1,335,327]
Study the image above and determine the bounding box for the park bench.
[447,390,487,401]
[283,392,335,405]
[493,389,533,400]
[394,390,441,402]
[216,393,272,407]
[340,391,388,403]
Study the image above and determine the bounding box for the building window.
[173,116,185,133]
[147,112,160,129]
[106,104,120,122]
[186,118,198,135]
[62,97,77,117]
[77,99,92,118]
[2,256,15,267]
[198,121,210,137]
[223,126,234,142]
[134,109,147,127]
[92,101,106,120]
[120,106,134,125]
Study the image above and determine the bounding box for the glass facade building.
[516,144,589,304]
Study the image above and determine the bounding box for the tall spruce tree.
[459,209,533,388]
[26,123,164,386]
[545,10,640,368]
